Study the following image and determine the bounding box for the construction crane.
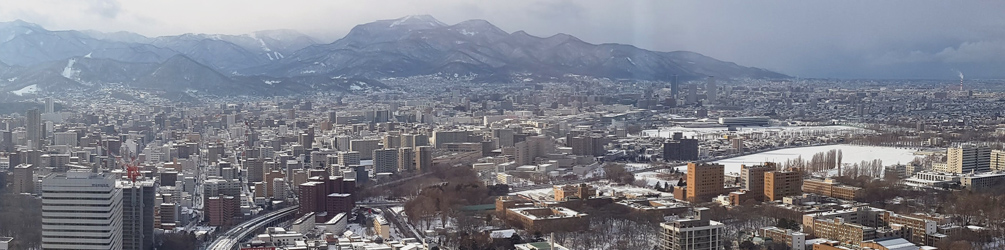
[102,144,141,183]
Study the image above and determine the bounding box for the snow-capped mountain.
[255,15,788,81]
[0,15,786,98]
[0,20,176,66]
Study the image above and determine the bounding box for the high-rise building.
[244,158,264,183]
[659,208,724,250]
[947,144,991,174]
[670,74,680,100]
[663,139,699,161]
[739,164,775,201]
[515,136,553,166]
[686,84,698,105]
[45,97,54,113]
[705,76,717,105]
[121,180,156,250]
[989,149,1005,171]
[415,146,433,172]
[398,147,414,172]
[568,134,606,156]
[26,108,41,150]
[206,195,239,227]
[337,151,360,167]
[349,139,380,160]
[383,134,400,149]
[297,175,354,222]
[686,163,724,203]
[41,171,123,250]
[11,164,34,194]
[373,149,398,174]
[764,170,802,201]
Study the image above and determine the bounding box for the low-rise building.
[504,206,588,233]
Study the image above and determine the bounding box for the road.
[204,206,299,250]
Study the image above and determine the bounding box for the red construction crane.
[103,144,141,183]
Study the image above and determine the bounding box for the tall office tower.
[41,171,123,250]
[45,97,54,113]
[373,149,398,174]
[26,108,41,150]
[659,208,724,250]
[991,150,1005,171]
[1,130,12,152]
[764,170,802,201]
[947,144,991,174]
[338,151,361,167]
[686,163,725,203]
[349,139,380,160]
[121,180,156,250]
[686,84,698,104]
[328,111,337,124]
[415,146,433,172]
[244,158,264,183]
[706,76,717,105]
[398,147,414,172]
[739,164,775,201]
[670,74,680,99]
[662,139,699,161]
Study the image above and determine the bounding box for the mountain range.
[0,15,787,97]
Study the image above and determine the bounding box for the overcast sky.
[2,0,1004,79]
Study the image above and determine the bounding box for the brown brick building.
[686,162,725,202]
[553,183,592,201]
[206,195,239,227]
[803,178,863,200]
[765,170,802,201]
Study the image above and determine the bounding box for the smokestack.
[550,232,555,249]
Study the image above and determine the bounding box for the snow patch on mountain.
[61,58,80,79]
[11,84,37,96]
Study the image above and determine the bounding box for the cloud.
[870,40,1005,65]
[88,0,121,19]
[936,41,1005,63]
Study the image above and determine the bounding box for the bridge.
[205,206,299,250]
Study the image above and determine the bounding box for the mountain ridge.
[0,16,787,98]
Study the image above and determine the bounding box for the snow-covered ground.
[11,84,38,96]
[716,144,919,175]
[633,144,919,184]
[515,181,671,199]
[641,125,868,138]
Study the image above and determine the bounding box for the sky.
[1,0,1004,79]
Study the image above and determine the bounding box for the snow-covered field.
[634,144,920,184]
[515,181,672,199]
[716,144,919,175]
[642,125,868,138]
